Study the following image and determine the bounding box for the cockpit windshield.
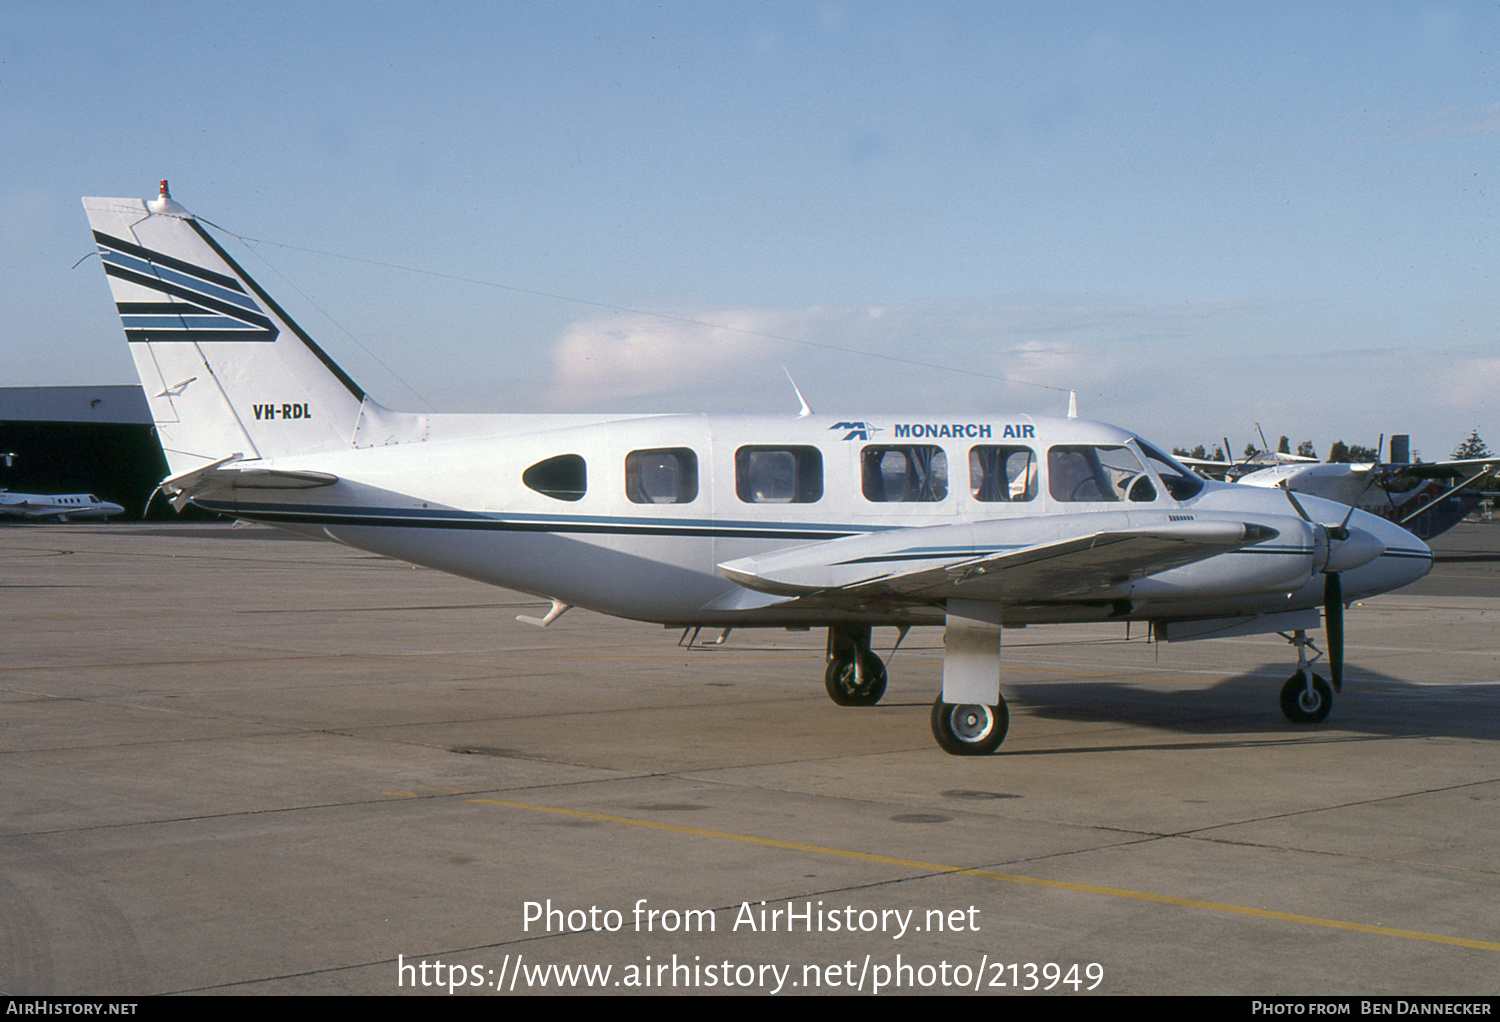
[1133,440,1206,501]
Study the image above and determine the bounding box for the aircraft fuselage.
[189,411,1431,629]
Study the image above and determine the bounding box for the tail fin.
[83,183,412,477]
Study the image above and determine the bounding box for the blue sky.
[4,2,1498,460]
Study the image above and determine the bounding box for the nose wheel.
[1280,673,1332,723]
[1279,628,1334,723]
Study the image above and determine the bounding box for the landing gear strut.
[1279,628,1333,724]
[824,624,887,706]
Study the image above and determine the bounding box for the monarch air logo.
[94,231,278,343]
[830,421,881,441]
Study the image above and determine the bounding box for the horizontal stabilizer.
[219,468,339,489]
[158,454,337,510]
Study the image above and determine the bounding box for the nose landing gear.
[1279,628,1334,724]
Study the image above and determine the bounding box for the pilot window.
[1047,445,1156,503]
[861,445,947,502]
[626,448,698,504]
[969,446,1038,502]
[735,446,823,503]
[522,454,587,502]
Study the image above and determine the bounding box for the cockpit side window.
[1047,445,1156,503]
[969,446,1037,502]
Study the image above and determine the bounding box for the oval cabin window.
[523,454,587,502]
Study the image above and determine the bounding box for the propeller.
[1324,570,1343,692]
[1283,490,1384,693]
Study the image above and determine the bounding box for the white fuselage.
[191,412,1432,629]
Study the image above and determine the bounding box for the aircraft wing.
[0,499,72,520]
[718,513,1276,605]
[1381,457,1500,482]
[1174,456,1231,480]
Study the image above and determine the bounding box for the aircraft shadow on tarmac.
[982,667,1500,751]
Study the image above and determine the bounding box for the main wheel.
[1280,673,1333,724]
[930,697,1009,755]
[824,650,888,706]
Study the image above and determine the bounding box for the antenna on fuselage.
[783,368,814,417]
[1066,390,1077,419]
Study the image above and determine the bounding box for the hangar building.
[0,385,179,520]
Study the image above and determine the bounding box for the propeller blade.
[1324,571,1344,693]
[1284,487,1312,521]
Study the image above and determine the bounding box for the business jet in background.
[0,491,123,521]
[80,183,1433,755]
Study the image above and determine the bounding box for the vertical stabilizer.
[83,184,381,477]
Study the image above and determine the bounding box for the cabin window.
[861,445,948,502]
[969,446,1038,502]
[522,454,587,502]
[1047,445,1156,503]
[735,446,823,503]
[626,448,698,504]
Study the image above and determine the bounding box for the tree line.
[1173,430,1490,464]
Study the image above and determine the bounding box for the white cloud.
[535,292,1496,460]
[544,308,802,409]
[541,293,1247,416]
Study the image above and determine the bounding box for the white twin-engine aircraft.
[83,184,1434,755]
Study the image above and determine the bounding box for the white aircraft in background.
[0,491,123,521]
[1184,438,1497,541]
[80,183,1433,755]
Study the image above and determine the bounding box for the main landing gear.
[824,604,1011,757]
[1279,628,1335,724]
[930,697,1010,756]
[824,624,888,706]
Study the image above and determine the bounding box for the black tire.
[824,651,888,706]
[930,697,1009,755]
[1280,673,1333,724]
